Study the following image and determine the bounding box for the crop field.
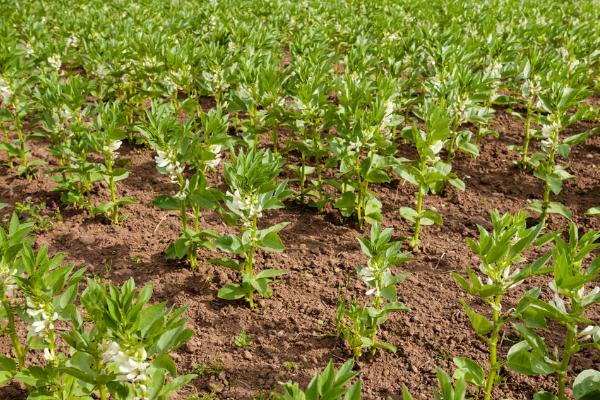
[1,0,600,399]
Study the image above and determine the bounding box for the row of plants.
[0,0,598,240]
[2,207,598,399]
[0,0,599,398]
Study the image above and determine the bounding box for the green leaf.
[399,207,418,223]
[218,284,247,300]
[546,202,573,220]
[209,258,242,271]
[563,130,595,145]
[402,386,414,400]
[506,341,554,376]
[460,300,493,336]
[0,355,16,385]
[257,231,285,252]
[255,268,285,280]
[533,392,559,400]
[344,380,362,400]
[152,195,180,210]
[422,209,443,225]
[574,370,600,400]
[153,354,177,376]
[452,357,485,387]
[373,340,397,353]
[586,207,600,216]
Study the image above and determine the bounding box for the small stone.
[243,350,253,360]
[183,338,201,353]
[80,235,96,245]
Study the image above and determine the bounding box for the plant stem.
[313,124,324,206]
[1,293,25,369]
[271,129,279,156]
[193,206,200,232]
[484,295,503,400]
[520,101,532,168]
[411,188,424,249]
[557,315,579,399]
[539,130,558,224]
[446,118,459,162]
[370,294,382,357]
[245,214,258,308]
[107,158,118,224]
[99,385,108,400]
[2,124,13,168]
[299,154,306,203]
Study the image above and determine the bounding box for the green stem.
[15,114,29,177]
[272,129,279,156]
[411,188,424,249]
[245,214,258,308]
[540,132,557,224]
[1,293,25,369]
[99,385,108,400]
[193,206,200,232]
[107,158,118,224]
[484,295,503,400]
[446,118,459,162]
[557,319,578,400]
[370,295,382,356]
[2,124,13,168]
[299,154,306,203]
[521,102,532,168]
[313,123,324,205]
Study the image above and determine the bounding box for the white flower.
[66,33,79,48]
[206,144,222,169]
[568,59,580,72]
[1,263,18,298]
[541,124,553,137]
[155,149,183,182]
[0,77,13,104]
[346,138,362,152]
[26,299,58,340]
[102,340,149,391]
[95,64,109,78]
[174,179,189,200]
[101,340,121,364]
[103,140,122,159]
[48,54,62,71]
[43,347,55,361]
[228,189,263,221]
[578,325,598,340]
[22,42,34,57]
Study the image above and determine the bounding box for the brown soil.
[0,108,599,399]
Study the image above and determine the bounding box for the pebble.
[80,234,96,245]
[243,350,253,360]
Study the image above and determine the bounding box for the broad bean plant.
[0,215,195,399]
[507,224,600,400]
[452,211,547,400]
[213,147,291,308]
[336,224,409,360]
[397,104,465,249]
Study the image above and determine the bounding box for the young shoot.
[507,223,600,400]
[452,210,547,400]
[397,103,465,249]
[331,74,400,227]
[140,101,226,269]
[90,101,137,224]
[213,147,291,308]
[336,223,409,361]
[273,359,361,400]
[526,83,594,223]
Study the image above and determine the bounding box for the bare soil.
[0,108,599,399]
